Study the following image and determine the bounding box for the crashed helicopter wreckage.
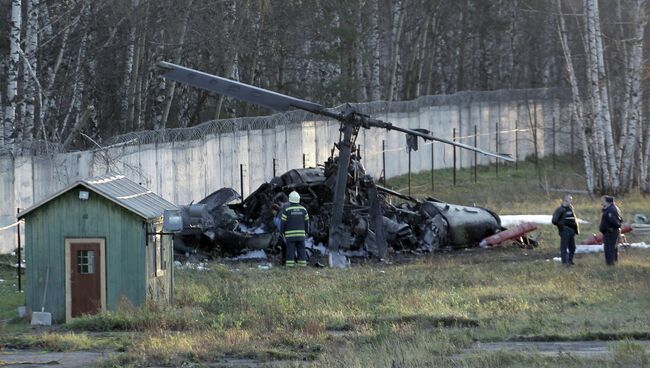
[167,146,538,260]
[159,62,537,265]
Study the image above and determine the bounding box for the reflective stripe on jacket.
[280,205,309,239]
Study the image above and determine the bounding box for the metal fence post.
[474,125,478,183]
[495,122,499,178]
[552,117,557,169]
[431,142,434,191]
[453,128,457,186]
[382,140,386,186]
[570,115,575,159]
[303,153,306,168]
[16,208,21,293]
[515,119,519,170]
[273,158,277,177]
[240,164,245,198]
[408,148,412,197]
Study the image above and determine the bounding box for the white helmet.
[289,191,300,203]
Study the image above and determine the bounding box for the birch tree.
[369,0,381,101]
[584,0,610,190]
[120,0,139,132]
[619,0,648,192]
[160,0,194,129]
[21,0,39,148]
[590,0,619,192]
[556,0,595,193]
[4,0,22,151]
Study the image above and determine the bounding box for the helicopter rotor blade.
[159,61,341,118]
[160,61,514,162]
[367,118,515,162]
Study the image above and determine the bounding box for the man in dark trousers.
[599,195,623,266]
[552,194,580,266]
[280,191,309,267]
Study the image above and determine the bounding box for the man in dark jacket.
[552,194,580,266]
[280,191,309,267]
[599,195,623,266]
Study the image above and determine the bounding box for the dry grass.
[3,157,650,367]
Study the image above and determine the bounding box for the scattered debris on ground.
[500,215,589,227]
[550,242,649,260]
[173,261,210,271]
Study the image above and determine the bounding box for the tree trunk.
[456,0,470,92]
[369,0,381,101]
[120,1,138,132]
[42,15,75,137]
[386,0,404,101]
[215,0,239,120]
[60,2,90,142]
[643,124,650,193]
[556,0,595,193]
[160,0,194,129]
[412,6,431,98]
[4,0,22,151]
[584,0,610,191]
[22,0,39,149]
[590,0,619,192]
[618,0,647,192]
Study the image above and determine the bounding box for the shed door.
[70,242,101,317]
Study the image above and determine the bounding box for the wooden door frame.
[64,238,106,322]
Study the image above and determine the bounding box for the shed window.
[77,250,95,274]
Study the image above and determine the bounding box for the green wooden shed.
[17,174,177,323]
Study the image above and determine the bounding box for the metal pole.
[495,122,499,178]
[329,123,355,256]
[474,125,478,183]
[453,128,457,186]
[431,142,434,191]
[570,115,575,160]
[552,117,557,169]
[382,140,386,186]
[16,208,21,293]
[408,148,412,197]
[515,119,519,170]
[303,153,306,168]
[273,158,276,177]
[240,164,244,198]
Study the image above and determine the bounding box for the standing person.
[280,191,309,267]
[552,194,580,266]
[599,195,623,266]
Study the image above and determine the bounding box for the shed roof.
[18,174,177,220]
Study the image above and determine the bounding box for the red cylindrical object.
[580,223,633,245]
[480,222,538,247]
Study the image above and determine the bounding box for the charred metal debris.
[171,149,538,260]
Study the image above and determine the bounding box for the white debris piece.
[174,261,211,271]
[500,215,589,227]
[550,243,650,258]
[344,249,368,257]
[305,237,329,255]
[257,263,273,270]
[232,250,267,260]
[238,224,267,234]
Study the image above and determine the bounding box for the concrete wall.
[0,88,572,253]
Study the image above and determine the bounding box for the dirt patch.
[369,314,480,328]
[0,350,110,367]
[457,340,650,359]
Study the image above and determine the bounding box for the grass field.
[1,157,649,367]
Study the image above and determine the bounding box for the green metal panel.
[24,185,148,322]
